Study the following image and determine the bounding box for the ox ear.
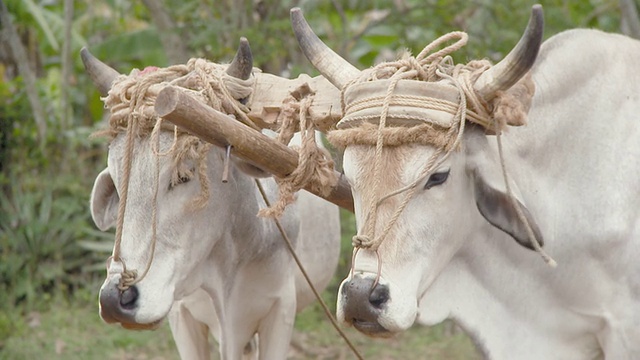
[90,168,119,231]
[465,132,544,250]
[233,128,278,178]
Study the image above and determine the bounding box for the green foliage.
[0,298,178,359]
[0,171,104,311]
[293,0,624,70]
[93,29,168,69]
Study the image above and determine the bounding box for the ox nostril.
[369,284,389,309]
[120,286,139,309]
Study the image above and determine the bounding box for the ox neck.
[417,223,602,360]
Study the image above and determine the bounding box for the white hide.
[339,29,640,359]
[90,131,340,359]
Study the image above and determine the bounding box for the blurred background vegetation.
[0,0,637,358]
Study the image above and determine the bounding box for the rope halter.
[327,31,555,268]
[101,59,257,290]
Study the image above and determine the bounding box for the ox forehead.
[293,5,640,359]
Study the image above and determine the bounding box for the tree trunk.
[0,0,47,145]
[61,0,74,130]
[141,0,189,64]
[620,0,640,39]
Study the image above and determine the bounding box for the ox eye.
[424,170,450,190]
[169,173,192,190]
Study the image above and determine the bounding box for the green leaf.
[77,240,114,253]
[23,0,59,51]
[93,29,168,70]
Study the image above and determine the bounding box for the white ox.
[292,5,640,359]
[82,43,341,359]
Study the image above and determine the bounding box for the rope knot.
[118,269,138,291]
[258,84,338,219]
[352,235,374,249]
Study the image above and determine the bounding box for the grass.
[0,294,480,360]
[0,300,176,360]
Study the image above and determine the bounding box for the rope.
[258,86,338,218]
[254,179,364,360]
[102,59,257,289]
[117,118,168,289]
[496,129,557,267]
[351,67,468,251]
[110,97,138,289]
[328,31,554,273]
[111,96,168,290]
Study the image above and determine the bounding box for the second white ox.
[292,5,640,360]
[83,43,340,359]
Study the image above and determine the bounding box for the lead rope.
[351,67,467,253]
[254,179,364,360]
[350,68,467,288]
[350,33,470,255]
[120,118,173,288]
[495,127,557,267]
[110,113,137,289]
[109,70,181,290]
[110,118,168,291]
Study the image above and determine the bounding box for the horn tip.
[237,37,251,56]
[237,37,251,54]
[80,47,90,61]
[226,37,253,80]
[80,47,95,71]
[290,7,304,23]
[531,4,544,26]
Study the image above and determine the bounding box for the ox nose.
[341,276,390,334]
[99,281,139,323]
[120,286,139,308]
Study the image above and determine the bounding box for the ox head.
[292,6,544,336]
[83,40,256,329]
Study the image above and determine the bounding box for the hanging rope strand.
[496,130,557,267]
[254,179,364,360]
[111,115,137,285]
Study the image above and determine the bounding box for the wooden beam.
[155,85,354,212]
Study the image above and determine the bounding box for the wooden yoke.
[155,86,354,212]
[247,73,342,132]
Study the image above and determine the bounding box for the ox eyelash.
[168,168,195,190]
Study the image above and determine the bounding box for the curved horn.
[80,47,120,97]
[226,37,253,80]
[290,8,360,89]
[474,5,544,100]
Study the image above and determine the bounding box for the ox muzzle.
[99,278,159,330]
[339,274,392,337]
